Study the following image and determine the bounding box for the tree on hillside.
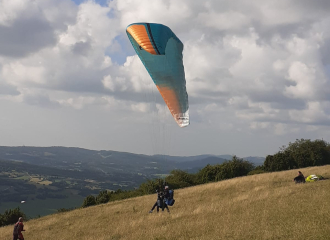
[165,170,196,189]
[196,156,254,183]
[82,195,96,208]
[215,156,254,181]
[197,164,221,183]
[138,179,160,195]
[264,151,293,171]
[263,139,330,171]
[96,190,110,204]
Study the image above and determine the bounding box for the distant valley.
[0,146,264,217]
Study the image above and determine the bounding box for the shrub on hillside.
[0,207,27,227]
[108,189,142,202]
[248,166,266,175]
[57,208,75,213]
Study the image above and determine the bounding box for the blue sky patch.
[105,34,136,65]
[71,0,109,7]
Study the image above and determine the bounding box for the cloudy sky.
[0,0,330,157]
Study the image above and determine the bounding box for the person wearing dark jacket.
[162,186,170,213]
[149,190,164,213]
[149,187,170,213]
[13,217,25,240]
[294,171,305,183]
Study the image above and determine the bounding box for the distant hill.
[0,146,264,174]
[154,154,233,162]
[243,156,265,166]
[154,154,264,165]
[0,146,173,174]
[154,154,218,162]
[0,165,328,240]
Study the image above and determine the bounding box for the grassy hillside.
[1,165,329,240]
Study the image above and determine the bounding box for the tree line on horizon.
[81,138,330,208]
[1,138,330,226]
[263,138,330,171]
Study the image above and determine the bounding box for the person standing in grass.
[162,186,170,213]
[13,217,25,240]
[149,189,164,213]
[149,187,170,213]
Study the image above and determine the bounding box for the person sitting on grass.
[294,171,305,183]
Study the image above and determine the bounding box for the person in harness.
[161,186,170,213]
[149,185,172,213]
[164,186,175,207]
[294,171,305,183]
[13,217,25,240]
[149,188,165,213]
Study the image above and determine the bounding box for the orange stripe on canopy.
[126,25,157,55]
[156,85,181,121]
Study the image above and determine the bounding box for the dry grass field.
[1,165,330,240]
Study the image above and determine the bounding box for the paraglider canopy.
[126,23,189,127]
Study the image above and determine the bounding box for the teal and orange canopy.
[126,23,189,127]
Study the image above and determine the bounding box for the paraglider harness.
[161,181,175,206]
[156,181,175,207]
[165,189,175,206]
[13,222,20,235]
[13,221,24,239]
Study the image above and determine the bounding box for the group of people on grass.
[149,185,172,213]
